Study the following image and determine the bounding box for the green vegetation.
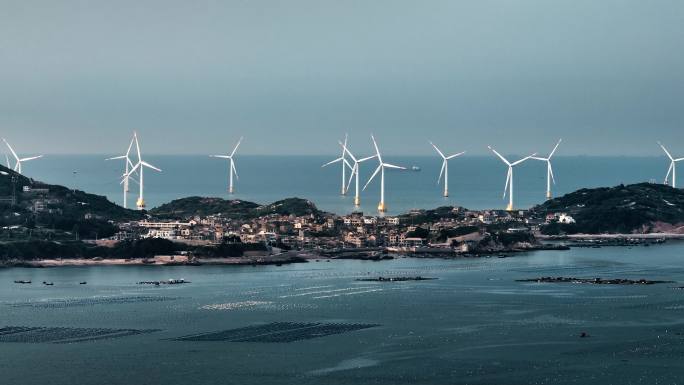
[434,226,480,242]
[0,165,143,239]
[151,196,321,219]
[533,183,684,234]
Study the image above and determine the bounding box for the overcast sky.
[1,0,683,156]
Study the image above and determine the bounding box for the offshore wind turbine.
[531,139,562,199]
[430,141,465,197]
[211,137,243,194]
[2,138,43,174]
[659,141,684,188]
[128,133,161,210]
[341,141,376,206]
[322,134,352,195]
[363,135,406,213]
[488,146,536,211]
[106,133,138,209]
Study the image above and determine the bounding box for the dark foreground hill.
[532,183,684,234]
[150,196,322,219]
[0,165,143,239]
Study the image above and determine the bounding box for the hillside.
[0,165,143,238]
[150,196,322,219]
[532,183,684,234]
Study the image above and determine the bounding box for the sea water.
[2,243,684,384]
[22,155,673,215]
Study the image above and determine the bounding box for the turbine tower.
[128,133,161,210]
[659,141,684,188]
[341,141,376,206]
[363,135,406,213]
[322,134,351,195]
[2,138,43,174]
[211,137,243,194]
[488,146,536,211]
[430,141,465,197]
[531,139,562,199]
[106,133,138,208]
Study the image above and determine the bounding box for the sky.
[0,0,683,156]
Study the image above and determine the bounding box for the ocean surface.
[19,155,674,215]
[2,243,684,384]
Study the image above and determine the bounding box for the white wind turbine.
[363,135,406,213]
[2,138,43,174]
[127,133,161,210]
[322,134,352,195]
[211,137,243,194]
[341,141,376,206]
[531,139,562,199]
[106,133,138,209]
[659,141,684,188]
[488,146,536,211]
[430,141,465,197]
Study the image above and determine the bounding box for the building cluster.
[112,207,577,250]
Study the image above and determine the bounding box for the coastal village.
[111,199,575,255]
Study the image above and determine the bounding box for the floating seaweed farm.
[8,296,180,308]
[0,326,159,344]
[173,322,379,343]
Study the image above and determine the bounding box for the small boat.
[14,280,31,284]
[42,281,54,286]
[79,281,87,285]
[410,166,421,171]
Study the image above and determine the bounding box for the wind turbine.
[341,141,376,206]
[2,138,43,174]
[127,133,161,210]
[488,146,536,211]
[531,139,562,199]
[363,135,406,213]
[659,141,684,188]
[211,137,243,194]
[430,141,465,197]
[322,134,352,195]
[106,133,138,208]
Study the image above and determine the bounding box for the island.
[1,164,683,268]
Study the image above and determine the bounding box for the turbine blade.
[437,161,446,184]
[363,165,382,191]
[231,160,238,180]
[339,140,356,162]
[19,155,43,162]
[322,157,342,167]
[210,155,231,159]
[549,162,556,185]
[126,135,136,157]
[548,139,562,158]
[511,153,537,166]
[665,161,674,183]
[488,146,510,166]
[2,138,19,161]
[530,156,548,161]
[346,164,356,192]
[343,158,353,170]
[503,167,511,198]
[230,136,243,157]
[382,163,406,170]
[659,141,674,161]
[371,134,382,162]
[141,161,161,172]
[430,141,446,159]
[446,151,466,160]
[106,155,127,160]
[676,157,684,162]
[358,155,377,163]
